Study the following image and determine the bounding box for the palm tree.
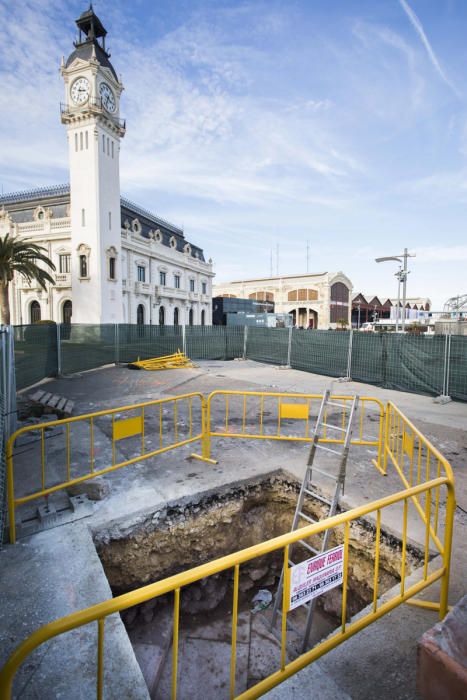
[0,234,56,325]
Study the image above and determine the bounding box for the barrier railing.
[0,472,455,699]
[380,402,455,566]
[204,390,385,466]
[6,393,205,544]
[0,392,455,700]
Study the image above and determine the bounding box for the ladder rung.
[298,539,320,555]
[322,424,346,433]
[310,466,338,479]
[298,512,316,524]
[316,444,341,455]
[327,401,349,409]
[304,488,332,505]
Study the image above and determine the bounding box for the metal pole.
[357,303,361,329]
[243,325,248,360]
[401,248,408,332]
[346,329,353,379]
[286,324,292,367]
[114,324,120,365]
[56,323,62,376]
[182,324,186,356]
[396,268,401,333]
[445,331,452,398]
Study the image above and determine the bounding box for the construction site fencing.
[0,397,455,699]
[6,393,205,544]
[6,323,467,401]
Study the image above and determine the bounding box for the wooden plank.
[40,393,52,405]
[47,395,61,408]
[29,390,45,402]
[63,400,74,415]
[56,397,67,411]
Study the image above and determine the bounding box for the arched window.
[62,300,72,324]
[189,308,194,326]
[137,304,145,325]
[30,301,41,324]
[201,310,205,326]
[159,306,165,326]
[174,307,179,326]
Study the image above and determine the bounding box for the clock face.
[99,82,116,113]
[70,77,90,105]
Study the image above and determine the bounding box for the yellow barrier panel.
[279,403,309,420]
[0,471,455,700]
[113,415,143,441]
[6,393,206,544]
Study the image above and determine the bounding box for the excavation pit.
[93,473,424,698]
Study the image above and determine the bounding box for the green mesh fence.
[350,333,445,396]
[60,324,116,374]
[14,324,58,390]
[186,326,244,360]
[246,327,290,365]
[117,325,183,363]
[291,330,349,377]
[448,335,467,401]
[8,323,467,402]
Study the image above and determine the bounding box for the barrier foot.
[433,395,452,405]
[190,453,218,465]
[405,599,452,613]
[371,458,387,476]
[338,376,352,382]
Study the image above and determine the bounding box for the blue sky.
[1,0,466,308]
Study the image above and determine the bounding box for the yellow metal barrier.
[0,396,456,699]
[0,475,455,699]
[6,393,205,544]
[203,390,385,466]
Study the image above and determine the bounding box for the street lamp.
[375,248,415,332]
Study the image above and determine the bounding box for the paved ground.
[1,359,466,699]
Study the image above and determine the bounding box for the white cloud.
[399,0,461,98]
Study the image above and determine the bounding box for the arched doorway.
[159,306,165,326]
[30,300,41,324]
[189,308,193,326]
[62,300,72,324]
[174,307,179,326]
[201,310,205,326]
[137,304,145,325]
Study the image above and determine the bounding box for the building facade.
[351,293,431,328]
[0,7,214,326]
[213,272,353,329]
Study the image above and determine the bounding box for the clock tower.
[61,6,125,323]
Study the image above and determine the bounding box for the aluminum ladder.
[270,388,360,653]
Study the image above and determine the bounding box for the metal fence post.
[114,324,120,365]
[338,330,353,382]
[56,323,62,376]
[286,325,292,368]
[243,325,248,360]
[182,324,186,356]
[434,332,452,404]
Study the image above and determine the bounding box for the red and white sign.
[288,544,345,611]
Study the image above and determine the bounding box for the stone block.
[67,477,110,501]
[417,595,467,700]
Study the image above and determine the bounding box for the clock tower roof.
[65,5,118,81]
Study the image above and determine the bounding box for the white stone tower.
[61,6,125,323]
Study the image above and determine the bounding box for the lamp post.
[375,248,415,332]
